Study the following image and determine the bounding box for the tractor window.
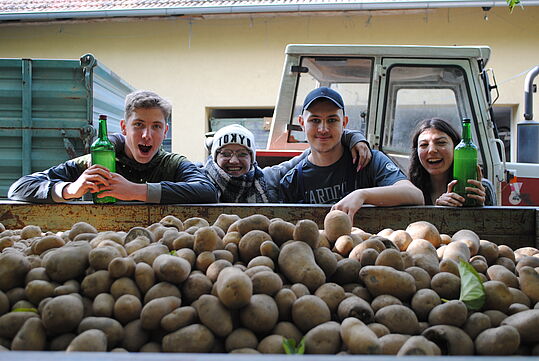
[288,57,372,143]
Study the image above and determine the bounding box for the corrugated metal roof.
[0,0,532,19]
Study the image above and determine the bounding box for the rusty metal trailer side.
[0,202,537,249]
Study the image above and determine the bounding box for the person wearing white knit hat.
[204,123,372,203]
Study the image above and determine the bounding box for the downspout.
[517,66,539,163]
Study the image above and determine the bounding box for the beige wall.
[0,7,538,162]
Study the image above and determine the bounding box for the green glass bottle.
[453,118,478,206]
[91,114,116,204]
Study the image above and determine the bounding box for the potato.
[463,312,491,339]
[349,237,385,261]
[479,240,499,265]
[81,270,113,299]
[161,306,197,332]
[498,245,516,262]
[324,210,352,242]
[195,251,215,273]
[272,321,303,344]
[225,328,259,352]
[193,294,233,338]
[268,220,295,246]
[114,294,142,325]
[337,295,374,324]
[239,294,278,334]
[411,288,441,322]
[89,246,123,271]
[518,266,539,304]
[360,265,416,301]
[304,321,341,354]
[93,293,115,317]
[405,266,431,290]
[428,300,468,327]
[134,262,155,294]
[251,271,282,296]
[125,235,151,255]
[238,230,271,263]
[49,333,77,351]
[422,325,474,355]
[313,247,337,278]
[193,227,220,254]
[340,317,381,354]
[379,334,410,355]
[0,311,39,339]
[152,254,191,284]
[213,214,241,233]
[431,272,460,300]
[171,232,195,250]
[360,248,379,267]
[442,241,471,263]
[0,252,32,291]
[237,214,270,235]
[143,282,181,304]
[68,222,97,241]
[274,288,296,321]
[278,241,325,292]
[501,309,539,343]
[181,272,213,305]
[368,323,390,337]
[386,230,412,251]
[452,229,480,256]
[20,225,42,239]
[248,255,274,270]
[25,280,54,305]
[215,266,252,309]
[206,259,232,282]
[475,325,520,355]
[41,295,84,335]
[371,295,402,313]
[485,310,509,327]
[315,283,345,314]
[32,235,65,255]
[140,296,182,330]
[130,243,169,265]
[0,291,8,316]
[66,329,107,352]
[334,235,355,256]
[406,238,440,276]
[509,287,531,307]
[405,221,441,248]
[159,215,183,230]
[375,304,419,335]
[484,280,513,313]
[257,334,285,354]
[121,320,149,352]
[508,303,529,315]
[375,248,404,270]
[292,295,331,332]
[397,335,441,356]
[183,217,210,230]
[108,257,136,278]
[293,219,319,248]
[77,316,124,349]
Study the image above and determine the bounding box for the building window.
[492,106,513,162]
[208,108,274,150]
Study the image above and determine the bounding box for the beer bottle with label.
[453,118,478,206]
[90,114,116,204]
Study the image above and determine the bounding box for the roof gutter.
[1,0,537,22]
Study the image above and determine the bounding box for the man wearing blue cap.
[280,87,424,221]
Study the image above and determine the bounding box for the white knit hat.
[211,124,256,160]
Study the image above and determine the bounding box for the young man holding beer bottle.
[8,90,217,204]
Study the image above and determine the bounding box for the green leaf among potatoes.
[282,337,305,355]
[458,259,486,311]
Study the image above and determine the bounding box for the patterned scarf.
[204,157,269,203]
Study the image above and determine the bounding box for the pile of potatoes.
[0,210,538,355]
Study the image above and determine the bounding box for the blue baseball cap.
[302,87,345,112]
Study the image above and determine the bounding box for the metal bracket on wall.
[61,130,77,159]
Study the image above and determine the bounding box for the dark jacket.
[8,134,218,204]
